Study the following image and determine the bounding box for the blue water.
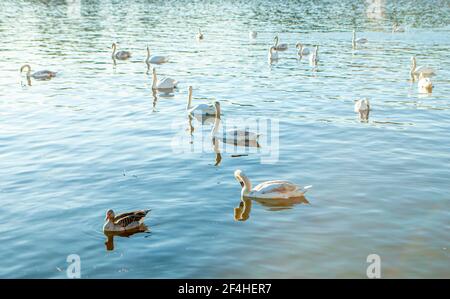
[0,0,449,278]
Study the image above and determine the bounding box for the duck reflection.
[234,196,310,222]
[104,225,149,251]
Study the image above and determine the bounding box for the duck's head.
[105,209,115,221]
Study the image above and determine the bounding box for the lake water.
[0,0,449,278]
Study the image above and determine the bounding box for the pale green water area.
[0,0,449,278]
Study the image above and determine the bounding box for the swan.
[410,56,436,81]
[273,35,288,51]
[268,46,278,63]
[111,43,131,60]
[211,102,260,147]
[103,209,151,232]
[354,98,370,121]
[249,31,257,39]
[309,45,319,65]
[352,30,368,49]
[234,169,312,199]
[197,28,204,40]
[418,74,433,93]
[186,86,216,116]
[146,46,168,64]
[151,68,178,90]
[20,64,56,80]
[296,42,310,56]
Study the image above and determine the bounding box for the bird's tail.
[144,209,151,216]
[302,185,313,193]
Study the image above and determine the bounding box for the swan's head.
[411,56,416,66]
[295,42,302,49]
[234,169,251,194]
[112,43,117,49]
[188,86,193,94]
[234,170,246,187]
[105,209,115,221]
[20,64,31,73]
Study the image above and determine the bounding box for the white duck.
[186,86,216,116]
[249,31,257,39]
[103,209,150,232]
[151,68,178,90]
[309,45,319,65]
[234,169,312,199]
[418,74,433,93]
[211,102,260,147]
[146,46,168,64]
[268,46,278,63]
[296,42,310,56]
[352,30,368,49]
[354,98,371,121]
[20,64,56,80]
[112,43,131,60]
[410,56,436,81]
[197,28,204,40]
[273,35,288,51]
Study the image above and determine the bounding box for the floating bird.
[410,56,436,81]
[151,68,178,90]
[296,42,310,56]
[418,74,433,93]
[186,86,215,116]
[20,64,56,80]
[111,43,131,60]
[103,209,151,232]
[268,46,279,63]
[211,102,260,147]
[309,45,319,65]
[234,169,312,199]
[352,30,368,49]
[354,98,371,121]
[146,46,168,64]
[197,28,204,40]
[273,35,288,51]
[249,31,257,39]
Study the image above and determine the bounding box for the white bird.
[410,56,436,81]
[309,45,319,65]
[249,31,257,39]
[234,169,312,199]
[273,35,288,51]
[418,74,433,94]
[296,42,310,56]
[151,68,178,90]
[103,209,150,232]
[186,86,216,116]
[20,64,56,80]
[211,102,260,147]
[111,43,131,60]
[354,98,371,121]
[352,30,368,49]
[146,46,168,64]
[197,28,204,40]
[268,46,278,63]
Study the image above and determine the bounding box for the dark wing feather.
[114,210,150,227]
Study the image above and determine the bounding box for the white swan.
[296,42,310,56]
[352,30,368,49]
[354,98,370,121]
[268,46,278,63]
[249,31,257,39]
[273,35,288,51]
[309,45,319,65]
[197,28,204,40]
[410,56,436,81]
[234,169,312,199]
[211,102,260,147]
[146,46,168,64]
[186,86,215,116]
[20,64,56,80]
[151,68,178,90]
[418,74,433,93]
[103,209,150,232]
[112,43,131,60]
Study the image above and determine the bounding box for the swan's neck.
[146,48,150,63]
[274,36,278,47]
[410,59,417,80]
[211,107,221,136]
[112,44,116,58]
[352,31,356,49]
[152,72,157,89]
[240,175,252,195]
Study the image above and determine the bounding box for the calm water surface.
[0,0,449,278]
